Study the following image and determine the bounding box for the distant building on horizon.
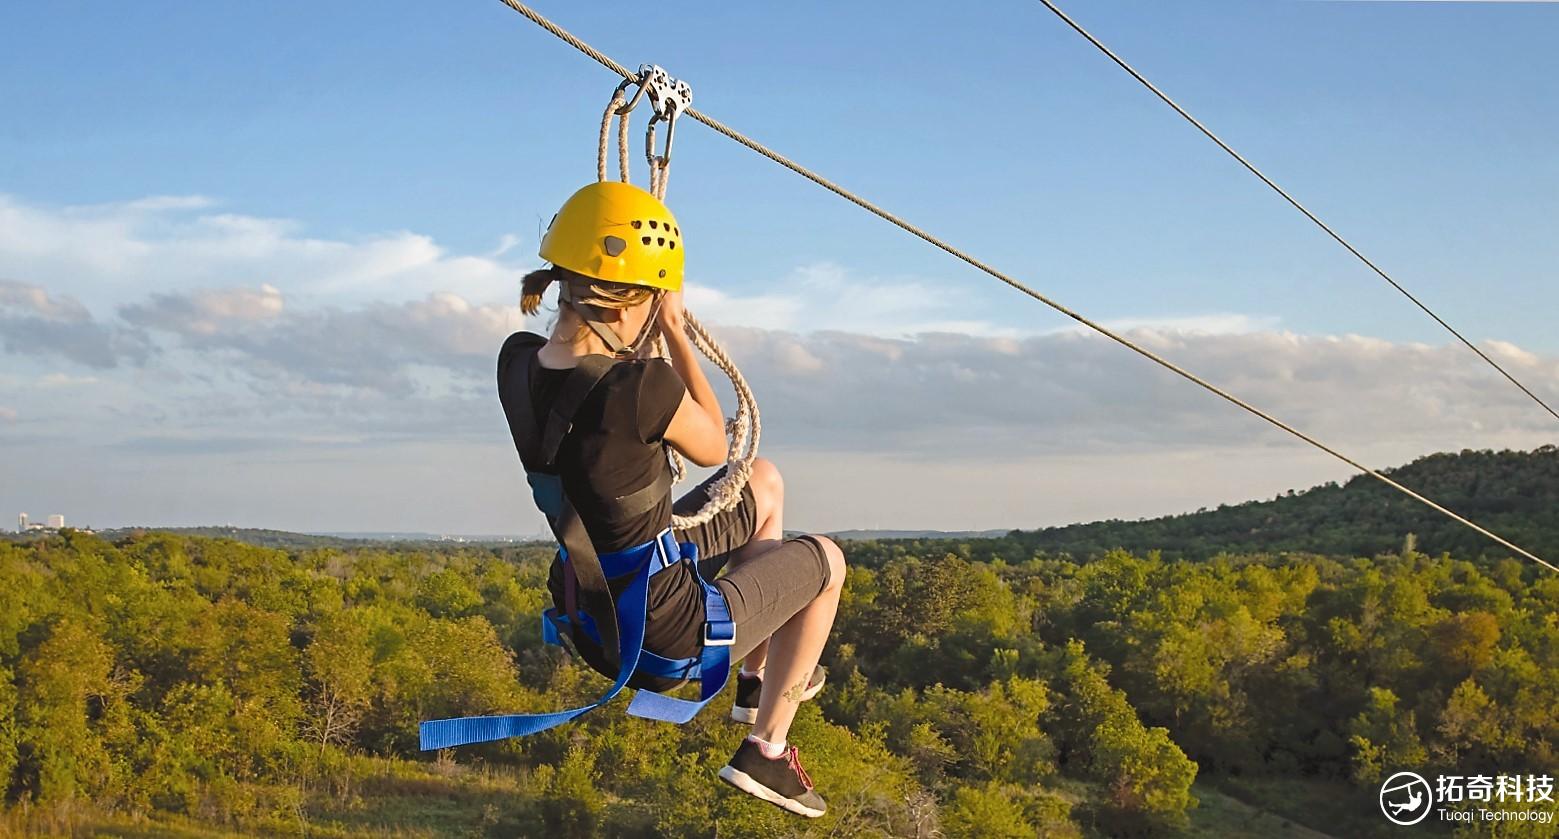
[14,512,83,534]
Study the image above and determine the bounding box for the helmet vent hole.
[669,241,676,249]
[642,236,652,245]
[648,220,658,229]
[631,220,642,229]
[657,237,665,246]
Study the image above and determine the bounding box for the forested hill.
[1003,446,1559,562]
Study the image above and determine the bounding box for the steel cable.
[491,0,1556,572]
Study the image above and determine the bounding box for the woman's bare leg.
[749,535,846,745]
[718,457,847,737]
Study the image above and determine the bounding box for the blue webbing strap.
[527,472,565,520]
[419,535,737,748]
[540,609,562,646]
[539,533,715,686]
[417,549,653,750]
[625,543,736,724]
[543,608,701,681]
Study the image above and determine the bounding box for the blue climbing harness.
[417,333,735,750]
[417,528,735,749]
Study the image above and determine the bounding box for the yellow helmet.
[538,182,683,292]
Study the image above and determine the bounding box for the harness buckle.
[702,621,736,647]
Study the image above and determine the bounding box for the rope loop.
[592,85,759,528]
[597,92,631,183]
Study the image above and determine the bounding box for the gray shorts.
[674,471,833,663]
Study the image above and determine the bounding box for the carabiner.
[613,74,650,116]
[645,109,681,171]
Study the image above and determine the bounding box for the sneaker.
[731,666,826,724]
[718,737,827,818]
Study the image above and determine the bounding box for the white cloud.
[0,279,92,322]
[119,195,216,212]
[488,233,524,259]
[1485,339,1540,366]
[16,278,1552,463]
[0,280,150,368]
[4,192,1555,532]
[0,195,1273,342]
[686,262,1027,337]
[5,278,1555,532]
[687,264,1280,340]
[708,327,1559,460]
[1089,313,1280,336]
[6,277,1554,460]
[37,373,99,388]
[121,284,284,336]
[0,194,530,312]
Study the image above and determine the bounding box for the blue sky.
[3,1,1557,533]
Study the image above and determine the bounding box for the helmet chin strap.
[558,283,663,360]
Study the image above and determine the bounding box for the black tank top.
[496,333,705,661]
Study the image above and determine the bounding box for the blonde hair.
[521,266,657,342]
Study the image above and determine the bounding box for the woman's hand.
[657,289,686,335]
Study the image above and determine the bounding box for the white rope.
[672,311,761,528]
[617,102,629,182]
[595,86,759,529]
[502,0,1554,572]
[597,93,631,183]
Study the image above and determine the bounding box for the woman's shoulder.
[495,342,683,398]
[497,331,547,373]
[499,331,547,355]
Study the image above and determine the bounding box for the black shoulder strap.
[496,335,624,665]
[554,494,619,667]
[540,354,616,468]
[504,342,670,519]
[499,338,617,469]
[498,332,548,468]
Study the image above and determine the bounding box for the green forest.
[2,449,1557,837]
[1001,447,1559,562]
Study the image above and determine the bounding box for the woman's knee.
[750,457,784,517]
[809,535,847,593]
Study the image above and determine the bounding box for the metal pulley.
[614,64,692,170]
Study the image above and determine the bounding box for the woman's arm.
[657,290,729,467]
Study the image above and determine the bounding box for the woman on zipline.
[498,182,845,818]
